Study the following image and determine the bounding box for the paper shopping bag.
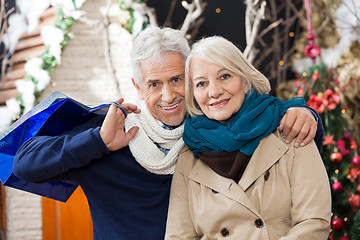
[0,91,113,202]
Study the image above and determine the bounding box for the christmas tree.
[290,0,360,238]
[295,63,360,240]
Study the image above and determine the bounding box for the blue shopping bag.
[0,91,121,202]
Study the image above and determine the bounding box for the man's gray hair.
[130,27,191,87]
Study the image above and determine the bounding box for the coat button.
[254,219,264,228]
[212,189,219,194]
[264,171,270,181]
[220,228,230,237]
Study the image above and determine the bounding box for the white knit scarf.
[124,101,185,175]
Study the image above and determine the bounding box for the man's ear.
[132,78,144,100]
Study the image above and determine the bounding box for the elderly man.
[13,27,322,240]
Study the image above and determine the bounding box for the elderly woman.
[165,36,331,240]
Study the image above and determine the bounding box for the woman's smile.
[209,99,230,108]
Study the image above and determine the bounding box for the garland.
[0,1,85,134]
[117,0,149,36]
[17,8,76,115]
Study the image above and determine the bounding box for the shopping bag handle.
[86,102,127,118]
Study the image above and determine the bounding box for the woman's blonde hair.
[185,36,271,116]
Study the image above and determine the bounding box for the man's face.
[136,52,186,126]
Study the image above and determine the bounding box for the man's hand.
[99,98,141,151]
[278,107,317,148]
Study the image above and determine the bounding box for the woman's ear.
[243,80,252,94]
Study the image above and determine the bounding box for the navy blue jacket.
[14,116,172,240]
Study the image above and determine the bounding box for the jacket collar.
[189,157,260,216]
[188,131,288,216]
[239,131,288,191]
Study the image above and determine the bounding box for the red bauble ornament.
[352,155,360,166]
[304,43,321,59]
[340,236,351,240]
[332,181,343,192]
[330,152,343,163]
[311,72,320,81]
[349,194,360,208]
[343,131,352,141]
[357,184,360,192]
[350,168,360,182]
[332,218,343,230]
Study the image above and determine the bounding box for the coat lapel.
[189,156,261,217]
[239,132,288,191]
[188,131,288,218]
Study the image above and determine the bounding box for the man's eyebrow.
[170,74,182,80]
[146,79,160,84]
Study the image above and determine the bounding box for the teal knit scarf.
[183,91,306,157]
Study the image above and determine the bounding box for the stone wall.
[5,188,42,240]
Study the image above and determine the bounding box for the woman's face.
[190,57,249,122]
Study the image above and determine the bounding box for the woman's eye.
[220,73,231,80]
[195,81,205,88]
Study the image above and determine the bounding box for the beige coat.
[165,130,331,240]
